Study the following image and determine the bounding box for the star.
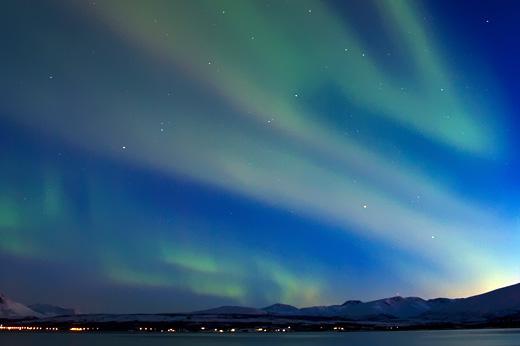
[122,146,126,150]
[363,204,367,209]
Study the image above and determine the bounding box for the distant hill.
[262,303,300,315]
[28,304,76,317]
[193,305,267,316]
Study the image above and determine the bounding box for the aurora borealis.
[1,0,520,313]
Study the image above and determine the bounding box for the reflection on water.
[1,329,520,346]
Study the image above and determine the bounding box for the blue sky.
[1,0,519,313]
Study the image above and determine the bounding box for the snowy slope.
[262,303,301,315]
[28,304,76,317]
[424,283,520,320]
[300,304,344,316]
[296,297,431,319]
[341,296,431,319]
[0,293,41,319]
[449,282,520,314]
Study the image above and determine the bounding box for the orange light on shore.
[70,327,89,332]
[0,325,50,331]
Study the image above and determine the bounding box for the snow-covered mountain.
[423,283,520,321]
[262,303,300,315]
[193,305,268,316]
[294,297,429,319]
[342,296,431,319]
[0,293,41,319]
[300,304,344,316]
[28,304,76,317]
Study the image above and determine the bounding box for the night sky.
[1,0,520,314]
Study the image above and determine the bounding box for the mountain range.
[193,283,520,323]
[2,283,520,325]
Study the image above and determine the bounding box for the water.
[2,329,520,345]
